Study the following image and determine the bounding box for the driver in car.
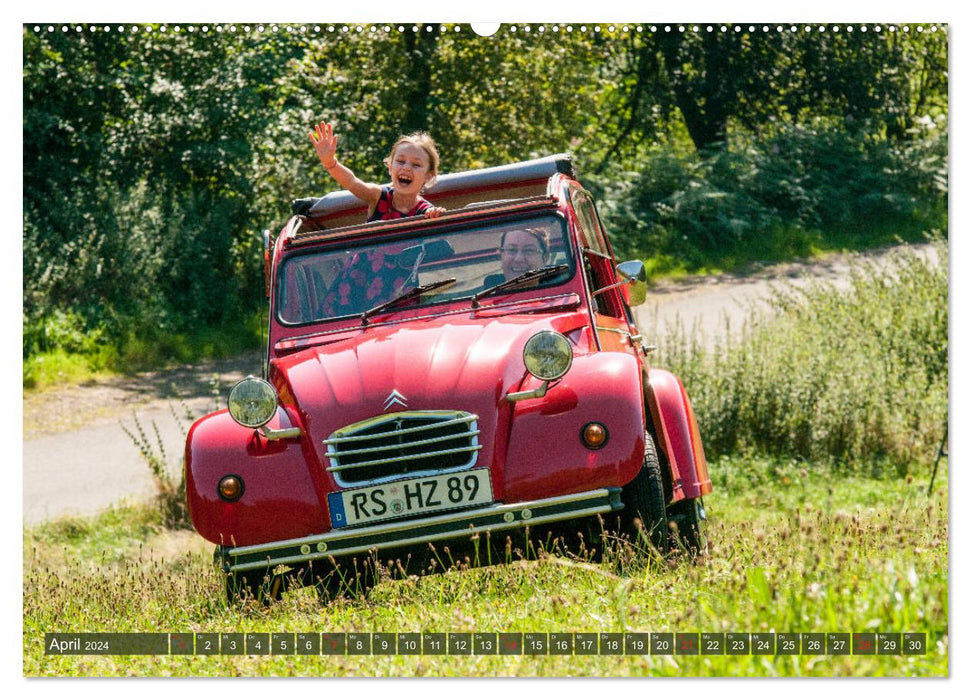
[483,227,552,287]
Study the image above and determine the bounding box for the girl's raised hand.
[423,206,447,219]
[310,121,338,168]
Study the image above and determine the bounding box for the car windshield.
[277,214,574,325]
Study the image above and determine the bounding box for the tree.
[596,25,948,159]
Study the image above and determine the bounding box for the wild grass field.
[22,461,948,677]
[22,240,949,677]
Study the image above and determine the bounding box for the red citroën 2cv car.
[185,154,711,601]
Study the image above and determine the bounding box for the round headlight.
[228,376,278,428]
[523,331,573,381]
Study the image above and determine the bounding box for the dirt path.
[21,243,940,525]
[22,353,262,524]
[635,242,939,345]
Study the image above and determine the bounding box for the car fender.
[503,352,646,502]
[646,368,712,502]
[185,407,327,546]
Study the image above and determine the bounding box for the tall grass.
[22,465,948,676]
[655,238,948,473]
[120,410,192,530]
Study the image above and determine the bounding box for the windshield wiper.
[471,265,569,308]
[361,278,457,325]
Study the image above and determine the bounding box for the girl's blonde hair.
[385,132,441,188]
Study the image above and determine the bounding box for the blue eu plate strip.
[327,492,347,528]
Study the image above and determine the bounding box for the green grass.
[22,312,264,392]
[642,225,942,281]
[22,460,948,677]
[28,507,163,566]
[113,313,264,370]
[22,348,116,391]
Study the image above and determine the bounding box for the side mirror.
[617,260,647,306]
[617,260,647,282]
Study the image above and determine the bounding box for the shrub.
[121,410,192,530]
[594,120,948,267]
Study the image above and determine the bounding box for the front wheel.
[619,432,670,552]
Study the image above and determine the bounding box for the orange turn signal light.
[581,422,608,450]
[218,475,244,502]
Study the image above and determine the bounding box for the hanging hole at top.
[471,23,501,37]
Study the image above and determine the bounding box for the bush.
[23,178,265,378]
[594,120,948,267]
[121,411,192,530]
[655,237,948,473]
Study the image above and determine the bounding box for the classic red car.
[185,154,712,602]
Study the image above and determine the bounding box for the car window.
[571,190,609,256]
[570,188,630,319]
[277,214,574,325]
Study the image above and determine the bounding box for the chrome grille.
[324,411,481,486]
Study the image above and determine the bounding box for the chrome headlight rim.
[522,330,573,382]
[228,376,279,429]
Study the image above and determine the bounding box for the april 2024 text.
[44,632,929,656]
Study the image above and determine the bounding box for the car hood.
[270,311,589,445]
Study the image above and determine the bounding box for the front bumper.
[216,487,623,573]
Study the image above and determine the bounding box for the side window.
[571,190,622,318]
[584,195,639,324]
[585,195,618,261]
[582,193,638,324]
[572,191,608,256]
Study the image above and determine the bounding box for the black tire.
[225,567,285,605]
[668,497,709,557]
[619,432,670,552]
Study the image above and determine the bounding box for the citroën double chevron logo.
[383,390,408,411]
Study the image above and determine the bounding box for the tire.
[669,497,709,557]
[619,432,670,552]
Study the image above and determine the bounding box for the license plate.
[328,469,494,528]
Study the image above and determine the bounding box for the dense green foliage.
[22,23,947,374]
[597,123,947,271]
[655,239,948,472]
